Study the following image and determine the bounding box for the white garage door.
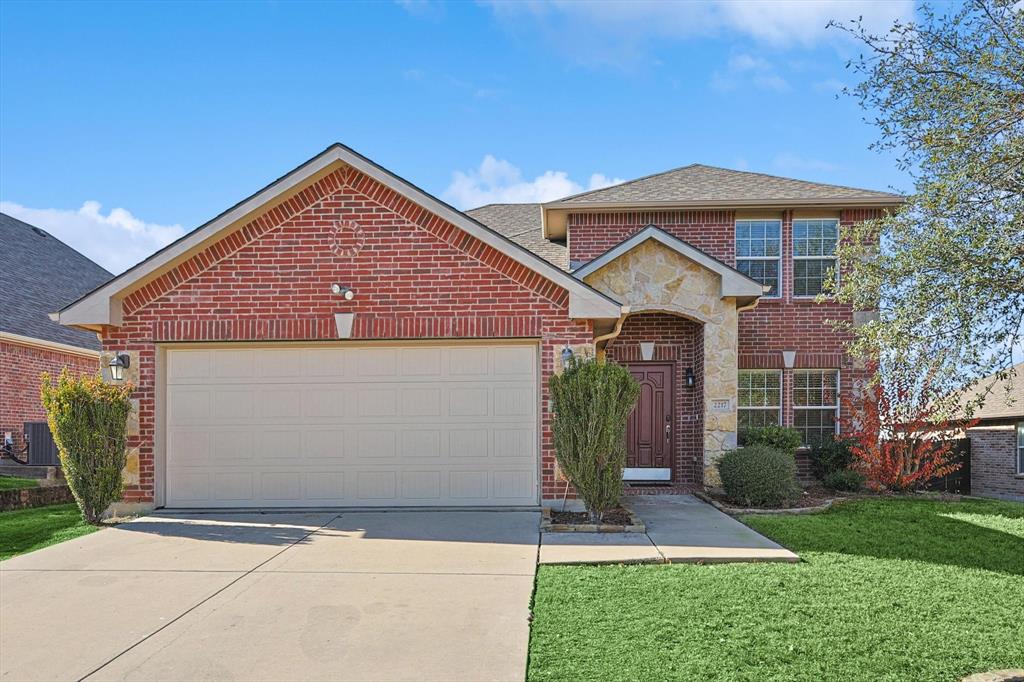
[164,344,538,508]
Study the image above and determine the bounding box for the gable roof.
[465,203,568,271]
[573,225,766,306]
[959,362,1024,421]
[54,144,622,330]
[0,213,112,351]
[547,163,904,207]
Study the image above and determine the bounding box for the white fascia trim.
[0,331,100,358]
[545,196,904,210]
[55,144,622,328]
[572,225,765,299]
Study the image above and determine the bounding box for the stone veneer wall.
[583,240,741,484]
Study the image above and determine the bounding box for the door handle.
[665,423,671,440]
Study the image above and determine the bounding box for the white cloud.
[712,53,790,92]
[443,156,624,209]
[484,0,913,66]
[0,200,185,274]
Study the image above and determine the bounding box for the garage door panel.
[165,344,538,507]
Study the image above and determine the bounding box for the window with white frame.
[735,220,781,297]
[793,218,839,297]
[793,370,840,445]
[1017,422,1024,475]
[738,370,782,429]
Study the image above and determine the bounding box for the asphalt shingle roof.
[0,213,113,350]
[960,362,1024,421]
[552,164,902,205]
[466,203,569,271]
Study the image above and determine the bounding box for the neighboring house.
[960,363,1023,501]
[52,144,901,511]
[0,212,112,454]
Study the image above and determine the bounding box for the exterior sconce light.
[685,367,695,388]
[109,352,130,381]
[561,345,574,369]
[331,283,355,300]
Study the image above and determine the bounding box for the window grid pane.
[1017,422,1024,474]
[793,258,837,296]
[739,409,781,430]
[794,370,839,444]
[738,370,782,407]
[793,219,838,257]
[736,220,781,297]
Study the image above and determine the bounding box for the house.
[961,363,1023,501]
[51,144,902,511]
[1,212,112,456]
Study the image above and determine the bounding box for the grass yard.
[0,476,40,491]
[528,498,1024,682]
[0,503,98,561]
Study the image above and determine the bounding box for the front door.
[624,364,674,481]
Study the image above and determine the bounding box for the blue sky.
[0,0,916,274]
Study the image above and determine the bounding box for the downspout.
[593,306,631,361]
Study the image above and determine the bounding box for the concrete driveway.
[0,510,540,682]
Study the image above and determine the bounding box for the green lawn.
[0,503,98,561]
[529,498,1024,682]
[0,476,40,490]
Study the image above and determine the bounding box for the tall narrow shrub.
[40,369,133,524]
[549,357,640,522]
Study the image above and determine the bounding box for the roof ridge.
[0,212,113,277]
[684,163,901,198]
[547,163,700,204]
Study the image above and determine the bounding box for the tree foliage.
[549,357,640,522]
[840,376,974,491]
[40,370,133,524]
[829,1,1023,411]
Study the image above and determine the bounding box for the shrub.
[808,436,858,479]
[823,469,867,492]
[718,445,801,508]
[40,370,133,524]
[549,357,640,523]
[738,425,802,454]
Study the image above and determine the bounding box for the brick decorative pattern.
[0,340,98,450]
[605,313,703,486]
[102,166,592,504]
[968,424,1024,501]
[570,208,878,439]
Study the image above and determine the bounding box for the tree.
[840,375,973,491]
[828,1,1023,414]
[40,370,133,524]
[548,357,640,522]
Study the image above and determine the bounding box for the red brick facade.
[101,166,593,505]
[968,423,1024,501]
[605,313,703,487]
[569,208,876,440]
[0,339,98,449]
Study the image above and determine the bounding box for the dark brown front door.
[625,364,674,478]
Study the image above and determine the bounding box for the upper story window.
[735,220,781,297]
[738,370,782,429]
[793,219,839,297]
[793,369,840,445]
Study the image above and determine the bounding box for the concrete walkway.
[1,511,540,682]
[539,494,798,565]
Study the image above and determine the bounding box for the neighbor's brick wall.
[0,339,98,450]
[102,165,593,505]
[606,313,703,487]
[968,424,1024,501]
[570,208,879,440]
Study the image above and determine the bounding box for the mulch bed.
[700,484,856,513]
[550,507,634,526]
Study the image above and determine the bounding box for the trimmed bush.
[738,425,802,454]
[808,436,858,479]
[824,469,867,492]
[718,445,801,508]
[40,370,133,524]
[549,357,640,522]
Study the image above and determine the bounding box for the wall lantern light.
[109,352,130,381]
[685,367,695,388]
[331,283,355,300]
[561,345,575,369]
